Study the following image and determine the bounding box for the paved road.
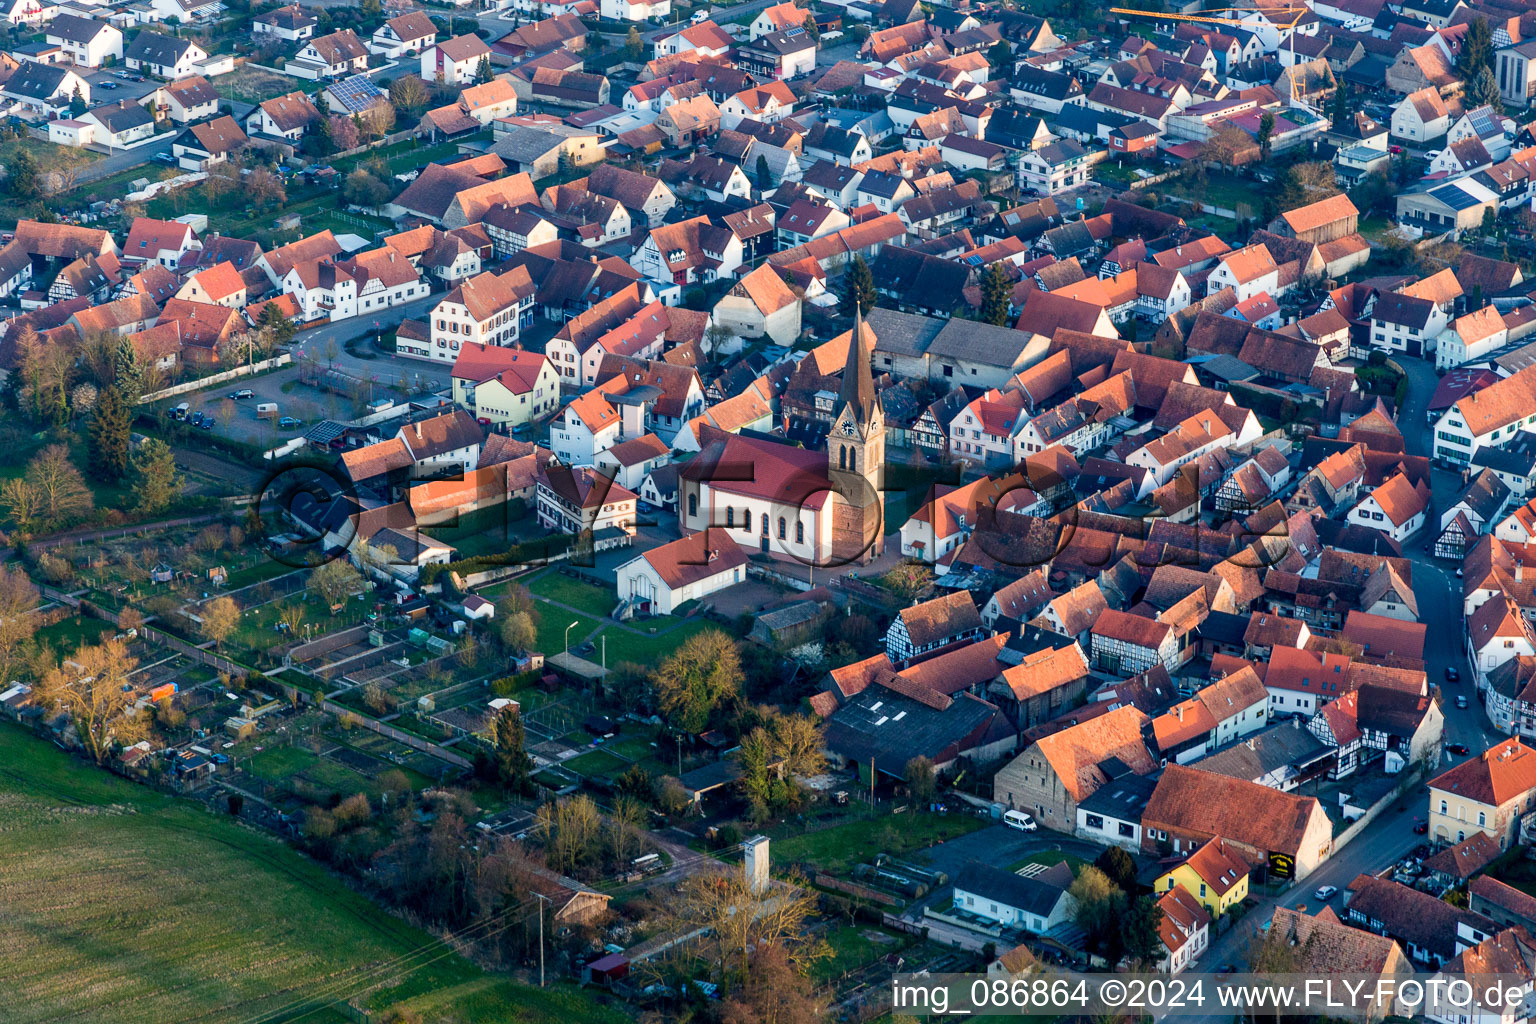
[1197,799,1421,974]
[72,133,175,186]
[1395,352,1501,754]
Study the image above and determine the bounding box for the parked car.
[1445,667,1460,683]
[1314,885,1338,901]
[1457,695,1469,709]
[98,81,117,90]
[278,416,302,428]
[1447,743,1471,755]
[1413,821,1428,834]
[153,152,176,165]
[189,411,206,427]
[229,389,254,400]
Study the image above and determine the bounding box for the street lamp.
[564,620,577,655]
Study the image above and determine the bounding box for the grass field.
[31,615,114,652]
[534,610,600,656]
[563,748,630,779]
[770,812,989,875]
[527,569,617,617]
[0,725,627,1024]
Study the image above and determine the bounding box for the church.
[676,307,887,566]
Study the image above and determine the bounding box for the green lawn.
[31,615,114,652]
[534,610,600,657]
[809,924,909,985]
[1006,850,1088,874]
[562,748,630,779]
[771,812,989,875]
[221,560,302,592]
[527,569,618,617]
[599,619,715,668]
[0,725,626,1024]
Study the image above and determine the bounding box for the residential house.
[615,527,747,616]
[124,32,205,79]
[992,704,1157,831]
[422,34,491,87]
[884,591,984,665]
[1428,738,1536,848]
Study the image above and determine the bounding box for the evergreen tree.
[979,262,1012,325]
[1471,66,1504,113]
[1257,111,1275,158]
[258,302,296,345]
[491,705,533,795]
[802,13,819,44]
[112,334,144,401]
[755,153,772,190]
[69,86,85,118]
[1328,84,1349,131]
[1458,17,1493,80]
[474,55,492,84]
[131,439,181,514]
[1119,895,1165,966]
[989,38,1012,71]
[624,26,643,61]
[843,254,876,314]
[303,112,334,157]
[7,149,38,199]
[88,382,131,480]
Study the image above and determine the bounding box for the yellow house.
[1155,837,1250,918]
[1428,738,1536,848]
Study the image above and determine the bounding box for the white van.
[1003,809,1037,832]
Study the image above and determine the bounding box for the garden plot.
[289,625,374,664]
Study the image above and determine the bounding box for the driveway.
[914,824,1106,885]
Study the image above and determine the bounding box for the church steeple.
[835,302,877,427]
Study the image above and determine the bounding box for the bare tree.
[201,596,240,650]
[0,564,39,682]
[27,445,93,527]
[36,638,147,763]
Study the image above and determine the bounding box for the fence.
[139,354,293,404]
[815,873,903,907]
[141,625,253,679]
[321,699,473,769]
[1332,766,1426,852]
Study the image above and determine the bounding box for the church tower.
[827,305,885,563]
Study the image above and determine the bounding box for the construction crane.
[1108,5,1319,105]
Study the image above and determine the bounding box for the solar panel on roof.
[1430,183,1483,211]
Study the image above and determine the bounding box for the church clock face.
[841,420,856,436]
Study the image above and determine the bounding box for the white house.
[1017,139,1091,196]
[244,91,319,142]
[947,861,1077,934]
[1346,472,1429,542]
[253,4,316,42]
[1206,245,1279,303]
[413,269,536,364]
[600,0,669,21]
[1436,305,1508,370]
[550,389,621,467]
[1158,886,1211,975]
[45,13,122,68]
[290,29,370,80]
[1432,364,1536,467]
[124,32,206,79]
[616,527,747,616]
[421,34,491,85]
[711,263,801,346]
[370,11,436,58]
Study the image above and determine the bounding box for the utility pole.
[529,890,552,987]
